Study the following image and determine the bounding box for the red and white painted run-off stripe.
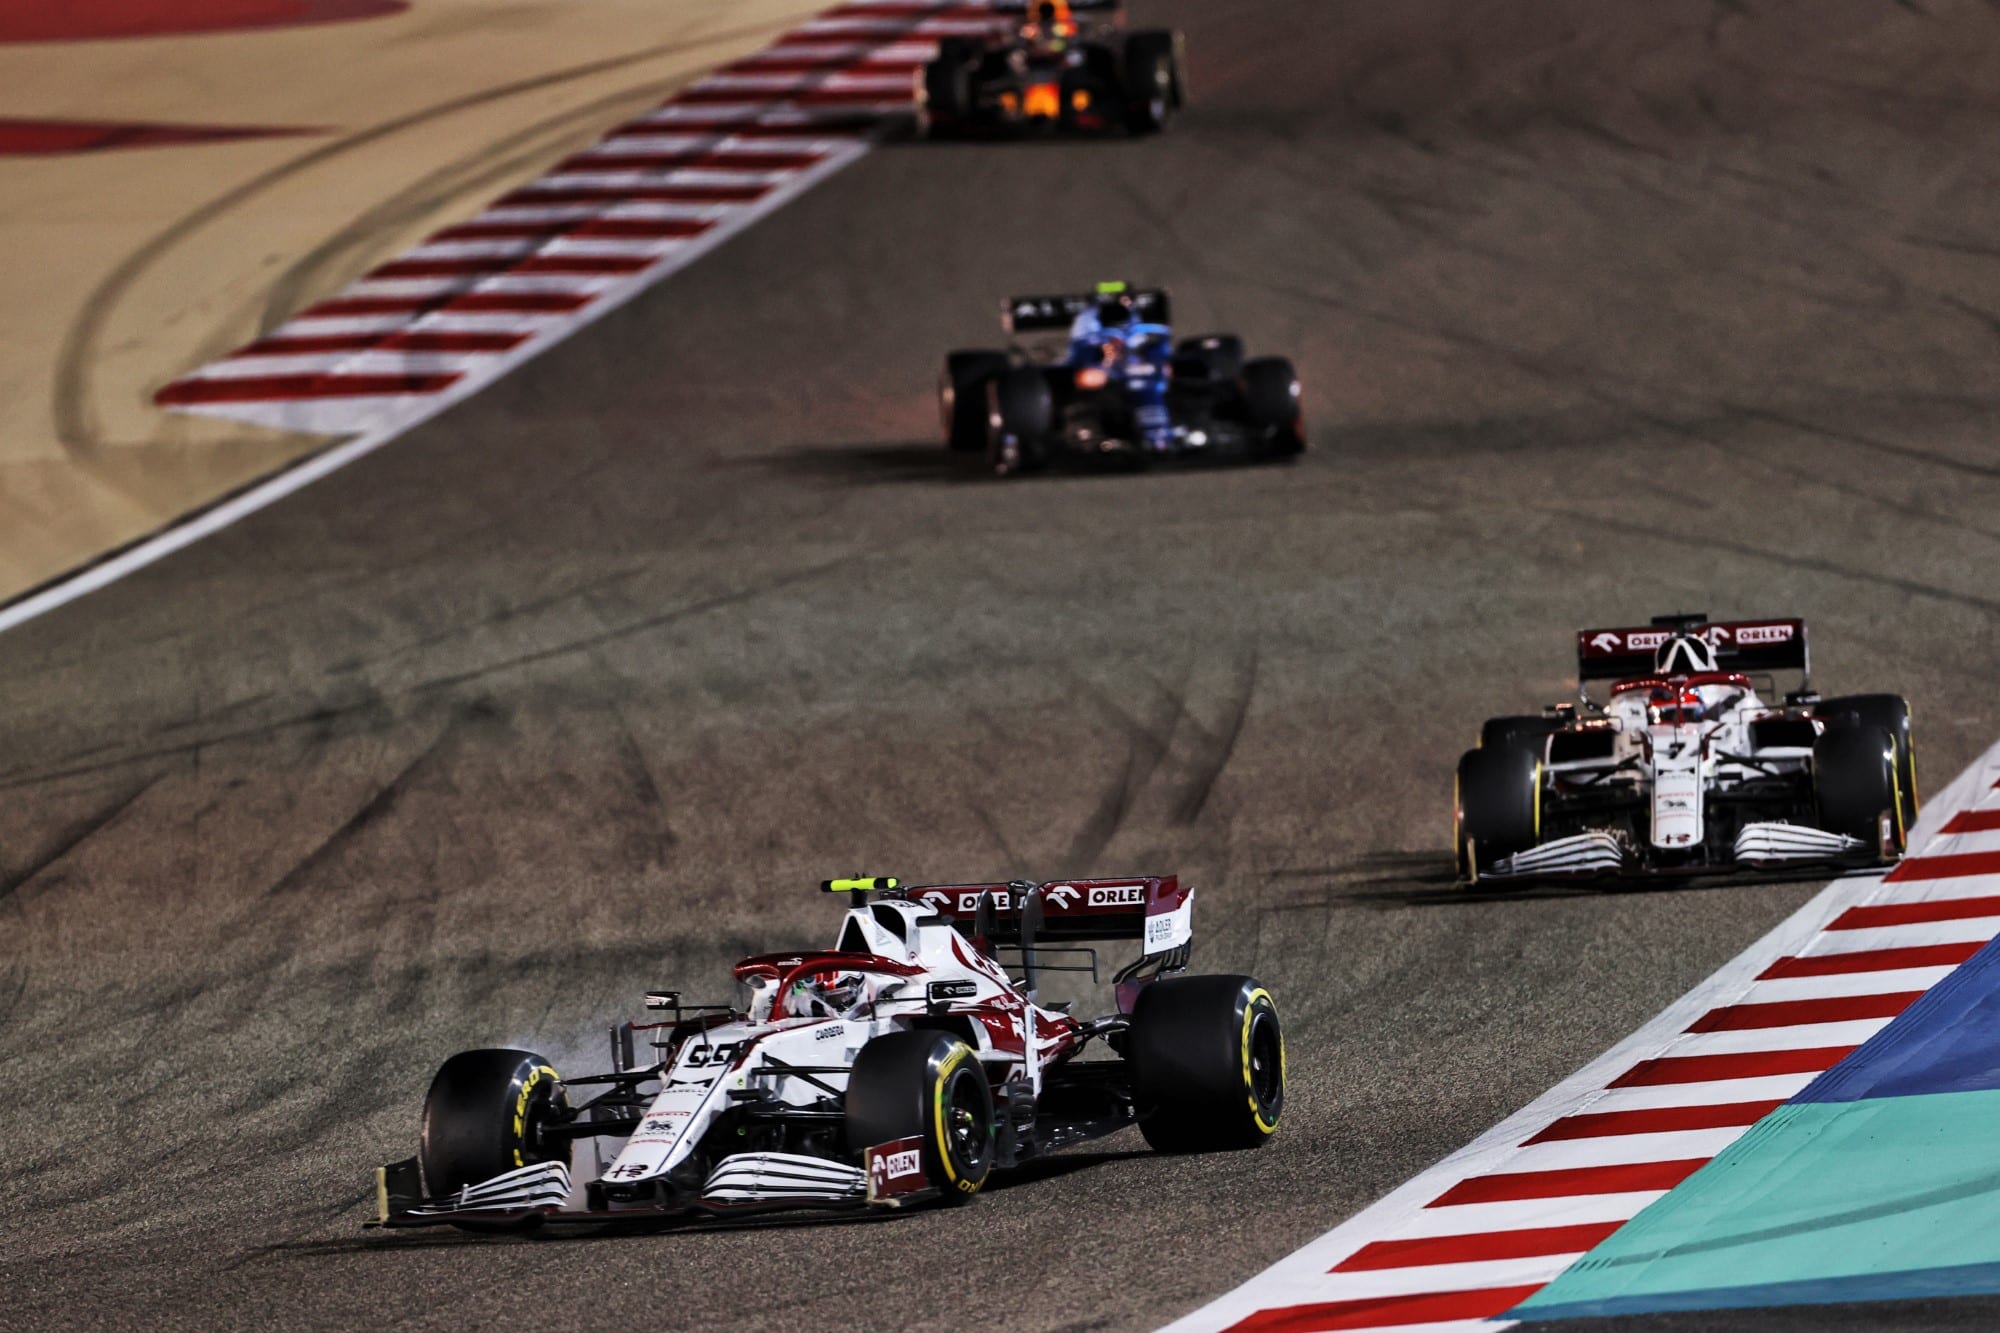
[151,1,1003,438]
[1165,738,2000,1333]
[0,2,1000,635]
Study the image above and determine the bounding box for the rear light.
[1075,367,1109,390]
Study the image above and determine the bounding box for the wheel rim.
[942,1067,990,1176]
[1246,1010,1283,1115]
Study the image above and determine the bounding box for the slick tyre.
[846,1030,994,1204]
[987,365,1053,476]
[1456,744,1541,878]
[420,1048,570,1209]
[1816,694,1918,832]
[1123,30,1178,133]
[941,350,1007,451]
[1127,974,1285,1152]
[921,53,973,133]
[1815,723,1905,852]
[1240,357,1305,455]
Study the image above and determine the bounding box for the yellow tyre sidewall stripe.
[1242,987,1283,1135]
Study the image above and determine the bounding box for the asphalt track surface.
[6,2,2000,1328]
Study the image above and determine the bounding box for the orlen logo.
[881,1148,920,1180]
[925,889,1012,913]
[1088,885,1144,907]
[1735,623,1793,645]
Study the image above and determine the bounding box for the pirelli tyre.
[1455,744,1541,880]
[1239,356,1304,456]
[987,365,1053,476]
[920,38,978,133]
[1816,694,1918,832]
[845,1030,994,1205]
[1122,29,1179,133]
[420,1048,571,1211]
[1128,974,1285,1152]
[1815,722,1906,853]
[941,350,1007,451]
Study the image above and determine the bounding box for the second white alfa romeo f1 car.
[370,875,1283,1230]
[1454,614,1917,883]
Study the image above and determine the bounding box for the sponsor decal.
[866,1135,929,1203]
[682,1040,745,1068]
[1145,913,1175,949]
[815,1024,844,1041]
[1735,623,1793,645]
[1087,884,1144,907]
[927,979,978,1003]
[1045,884,1081,909]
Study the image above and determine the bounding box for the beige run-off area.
[0,0,834,604]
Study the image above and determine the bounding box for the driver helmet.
[1025,0,1076,43]
[1647,684,1706,726]
[793,970,867,1019]
[1654,630,1718,678]
[1093,287,1137,331]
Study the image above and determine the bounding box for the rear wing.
[1577,616,1809,684]
[909,876,1193,956]
[1003,288,1171,334]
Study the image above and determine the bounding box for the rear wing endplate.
[1004,288,1171,334]
[1576,616,1809,683]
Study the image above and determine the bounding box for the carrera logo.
[1735,623,1793,645]
[1088,885,1144,907]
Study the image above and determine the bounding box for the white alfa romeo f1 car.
[1453,614,1917,883]
[370,875,1283,1230]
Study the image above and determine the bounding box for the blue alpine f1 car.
[938,282,1306,476]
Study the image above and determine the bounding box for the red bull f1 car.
[370,875,1283,1230]
[1453,614,1918,884]
[940,282,1305,476]
[919,0,1186,137]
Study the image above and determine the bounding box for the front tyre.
[1122,30,1179,133]
[1240,356,1304,456]
[420,1048,571,1199]
[846,1030,994,1204]
[1456,744,1541,879]
[1127,974,1285,1152]
[941,350,1007,451]
[1815,723,1904,853]
[987,365,1053,477]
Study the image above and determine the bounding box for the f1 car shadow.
[1279,850,1877,909]
[769,441,1299,486]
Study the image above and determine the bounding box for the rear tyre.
[1127,974,1284,1152]
[1240,356,1304,455]
[1456,744,1541,878]
[1816,695,1917,832]
[846,1030,994,1204]
[1815,723,1904,852]
[921,50,974,134]
[987,366,1053,476]
[420,1048,570,1221]
[1123,30,1178,133]
[941,350,1007,451]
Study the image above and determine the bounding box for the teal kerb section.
[1513,1090,2000,1319]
